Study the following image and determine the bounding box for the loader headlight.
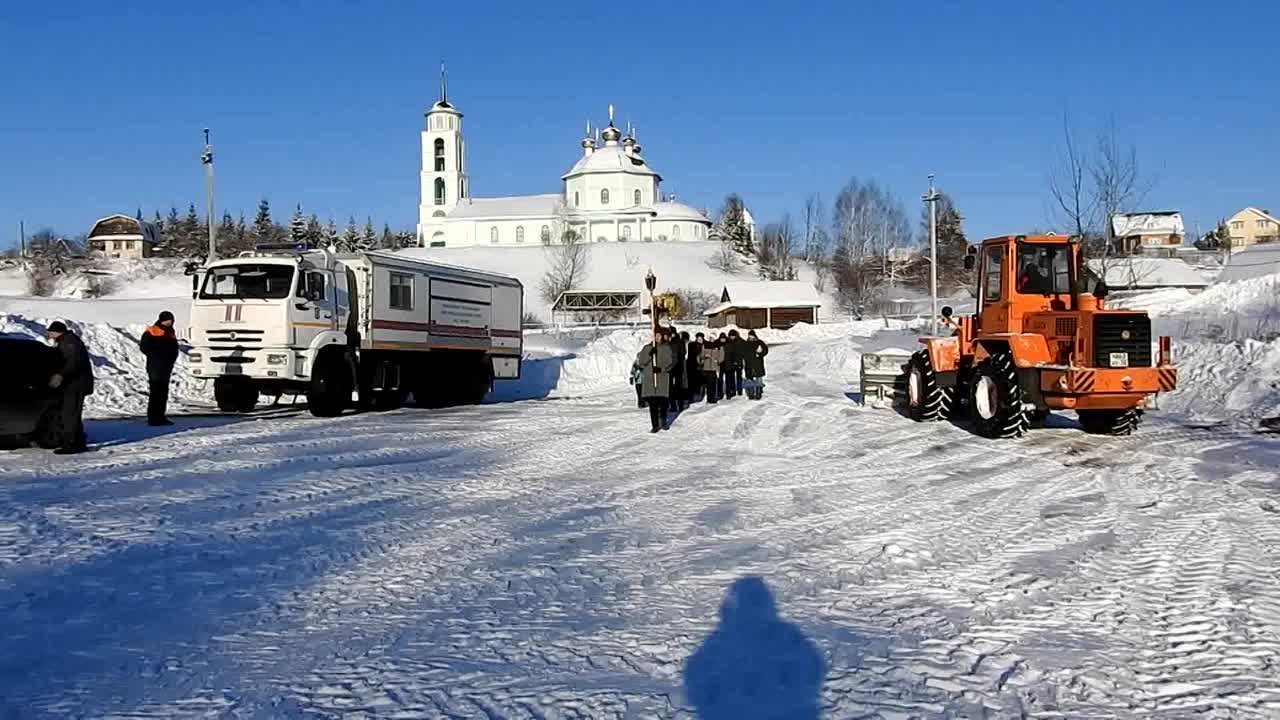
[188,352,202,363]
[267,354,288,365]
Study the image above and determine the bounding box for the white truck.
[186,245,523,417]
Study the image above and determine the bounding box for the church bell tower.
[419,64,468,242]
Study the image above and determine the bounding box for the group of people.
[631,325,770,433]
[37,310,179,455]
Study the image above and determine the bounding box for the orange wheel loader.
[904,234,1176,438]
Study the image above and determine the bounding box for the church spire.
[439,61,448,104]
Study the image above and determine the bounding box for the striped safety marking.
[1072,370,1095,393]
[1158,367,1177,392]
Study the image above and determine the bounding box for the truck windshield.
[199,265,295,300]
[1016,244,1072,295]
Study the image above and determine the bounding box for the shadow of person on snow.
[683,576,826,719]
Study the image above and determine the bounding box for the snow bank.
[1,313,211,418]
[0,258,191,300]
[397,242,838,320]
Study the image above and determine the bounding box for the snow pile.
[0,258,191,300]
[1,313,211,418]
[1158,337,1280,424]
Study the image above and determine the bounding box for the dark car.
[0,335,62,448]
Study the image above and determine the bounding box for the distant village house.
[1224,207,1280,248]
[88,214,159,259]
[705,281,822,330]
[1111,212,1184,255]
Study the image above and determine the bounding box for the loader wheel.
[906,351,953,422]
[970,351,1029,439]
[1078,409,1142,436]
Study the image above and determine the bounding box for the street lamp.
[922,174,940,336]
[202,128,216,260]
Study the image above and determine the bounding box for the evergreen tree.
[339,216,360,252]
[216,212,237,254]
[289,204,308,244]
[381,223,396,250]
[163,206,183,253]
[181,203,203,256]
[360,217,378,250]
[253,199,275,242]
[322,219,339,249]
[395,229,417,249]
[304,213,324,247]
[918,192,969,290]
[712,194,753,256]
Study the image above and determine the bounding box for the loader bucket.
[859,351,911,407]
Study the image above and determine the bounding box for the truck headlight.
[188,352,202,363]
[267,354,288,365]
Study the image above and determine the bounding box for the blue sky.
[2,0,1276,248]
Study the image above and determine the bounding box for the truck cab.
[188,247,355,411]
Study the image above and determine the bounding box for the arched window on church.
[434,178,446,206]
[634,189,642,206]
[601,189,610,205]
[621,225,632,241]
[490,226,499,244]
[434,139,445,172]
[516,226,525,244]
[573,192,580,207]
[540,225,551,244]
[673,224,681,240]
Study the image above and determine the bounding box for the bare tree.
[757,215,798,280]
[1048,113,1154,286]
[705,240,742,274]
[829,178,910,312]
[539,233,591,305]
[802,194,827,263]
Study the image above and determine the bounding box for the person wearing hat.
[140,310,179,426]
[45,320,94,454]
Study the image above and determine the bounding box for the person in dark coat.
[636,329,677,432]
[743,329,770,400]
[140,310,179,426]
[630,361,646,408]
[716,332,731,400]
[669,327,687,412]
[685,332,703,402]
[699,335,722,404]
[45,321,94,454]
[724,330,746,399]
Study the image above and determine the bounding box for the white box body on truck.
[186,246,523,416]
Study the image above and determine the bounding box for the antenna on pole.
[202,128,216,260]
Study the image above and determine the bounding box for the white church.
[416,73,713,248]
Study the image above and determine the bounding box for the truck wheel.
[308,355,350,417]
[215,378,258,413]
[460,361,492,405]
[970,351,1029,439]
[1078,409,1142,436]
[906,351,953,422]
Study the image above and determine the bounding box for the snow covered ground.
[3,290,1280,717]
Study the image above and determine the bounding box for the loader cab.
[972,234,1078,334]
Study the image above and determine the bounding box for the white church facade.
[416,76,712,248]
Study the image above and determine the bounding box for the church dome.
[601,123,622,144]
[562,144,661,180]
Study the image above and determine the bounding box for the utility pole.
[923,174,939,335]
[202,128,216,260]
[19,221,25,257]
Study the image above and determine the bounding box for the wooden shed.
[705,281,822,330]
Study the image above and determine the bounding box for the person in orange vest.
[140,311,179,426]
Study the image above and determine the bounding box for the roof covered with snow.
[1218,242,1280,283]
[651,201,710,222]
[1112,212,1183,238]
[1086,257,1210,289]
[446,194,563,220]
[562,144,660,180]
[706,281,823,315]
